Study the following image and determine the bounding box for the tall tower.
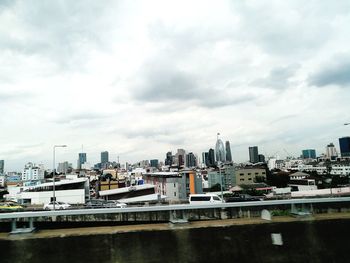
[0,160,4,174]
[225,141,232,162]
[215,133,226,163]
[101,151,109,163]
[339,137,350,157]
[249,146,259,163]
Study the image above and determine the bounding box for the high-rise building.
[0,160,4,174]
[165,151,173,166]
[326,143,338,159]
[258,154,265,163]
[225,141,232,162]
[101,151,109,163]
[215,138,226,163]
[202,152,209,166]
[186,152,197,167]
[150,159,159,168]
[78,153,87,169]
[339,137,350,157]
[57,161,71,174]
[302,149,316,159]
[249,146,259,163]
[208,148,215,167]
[176,149,186,167]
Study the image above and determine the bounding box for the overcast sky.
[1,0,350,171]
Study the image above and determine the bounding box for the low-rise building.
[22,162,45,181]
[235,168,266,185]
[207,166,236,190]
[143,170,202,202]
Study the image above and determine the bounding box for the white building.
[0,175,5,187]
[5,178,89,205]
[22,162,45,181]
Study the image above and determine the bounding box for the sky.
[1,0,350,171]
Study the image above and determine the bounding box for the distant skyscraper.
[215,134,226,163]
[326,143,338,159]
[225,141,232,162]
[302,149,316,159]
[0,160,4,174]
[165,151,173,166]
[150,159,159,168]
[101,151,109,163]
[176,149,186,167]
[186,152,197,167]
[78,153,87,169]
[202,152,209,166]
[208,148,215,167]
[258,154,265,163]
[339,137,350,157]
[249,146,259,163]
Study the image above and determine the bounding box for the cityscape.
[1,1,350,262]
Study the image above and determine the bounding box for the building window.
[240,179,244,181]
[240,173,244,176]
[174,183,176,187]
[174,192,176,197]
[248,173,251,175]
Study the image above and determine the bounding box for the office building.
[208,148,215,167]
[0,160,4,174]
[249,146,259,163]
[302,149,316,159]
[150,159,159,168]
[175,149,186,167]
[57,161,71,174]
[326,143,338,159]
[258,154,265,163]
[101,151,109,163]
[339,137,350,157]
[78,153,87,169]
[225,141,232,162]
[207,166,236,190]
[202,152,209,166]
[186,152,197,168]
[215,138,226,163]
[165,152,173,166]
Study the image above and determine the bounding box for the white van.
[189,194,223,204]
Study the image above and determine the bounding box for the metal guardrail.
[1,197,350,220]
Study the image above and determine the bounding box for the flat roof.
[99,184,155,196]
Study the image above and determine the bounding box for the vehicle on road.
[0,202,24,212]
[189,194,223,204]
[43,201,71,210]
[85,199,127,208]
[225,194,263,202]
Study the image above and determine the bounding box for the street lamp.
[53,145,67,210]
[218,161,224,203]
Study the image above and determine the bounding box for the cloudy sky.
[1,0,350,171]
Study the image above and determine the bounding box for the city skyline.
[1,1,350,170]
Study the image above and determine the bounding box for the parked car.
[85,199,127,208]
[225,194,263,203]
[104,200,127,208]
[43,201,71,210]
[0,202,24,212]
[189,194,223,204]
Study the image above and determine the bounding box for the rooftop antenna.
[81,144,84,153]
[217,132,220,141]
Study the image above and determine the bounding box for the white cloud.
[0,0,350,170]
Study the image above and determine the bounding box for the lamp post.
[53,145,67,210]
[218,161,224,203]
